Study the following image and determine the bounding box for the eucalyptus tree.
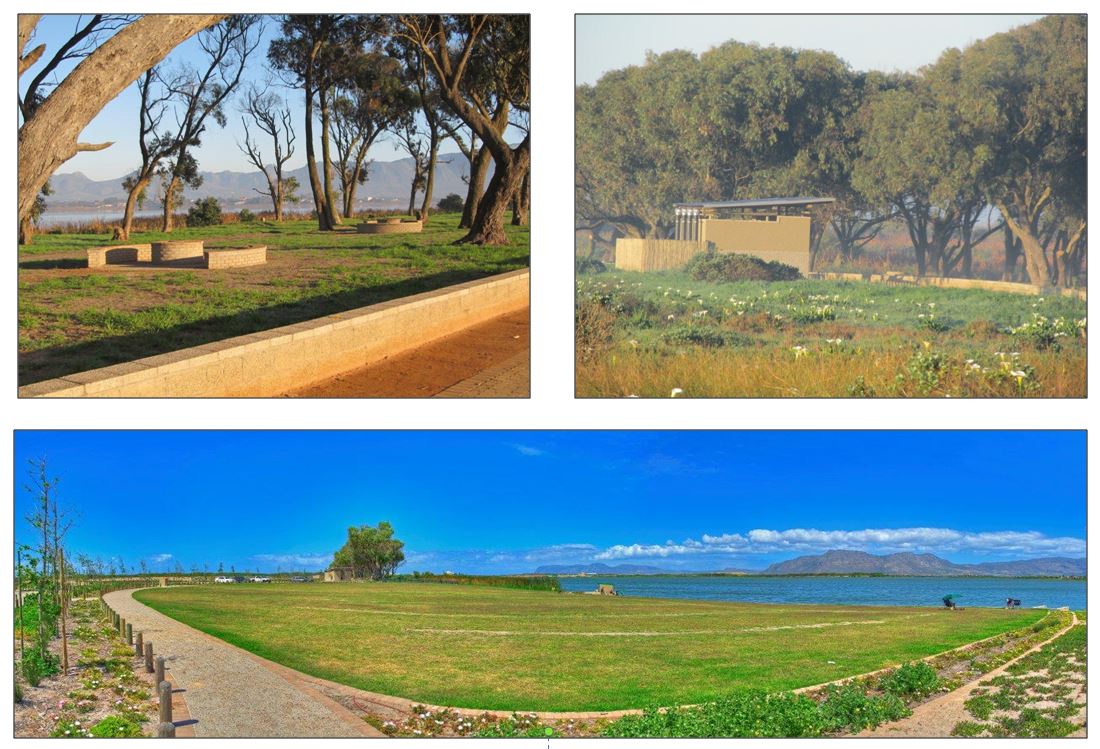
[238,85,298,221]
[391,15,530,245]
[18,14,225,225]
[955,15,1086,287]
[330,50,413,218]
[157,15,261,232]
[269,15,378,230]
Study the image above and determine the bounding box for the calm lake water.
[558,575,1086,610]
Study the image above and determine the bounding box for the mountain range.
[43,153,477,211]
[533,550,1085,578]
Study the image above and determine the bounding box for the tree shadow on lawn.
[18,258,87,270]
[19,262,529,385]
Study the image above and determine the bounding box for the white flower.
[670,388,684,398]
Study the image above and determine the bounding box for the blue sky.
[13,431,1085,574]
[19,16,496,182]
[576,15,1046,85]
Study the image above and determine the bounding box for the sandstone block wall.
[204,246,267,269]
[20,269,530,398]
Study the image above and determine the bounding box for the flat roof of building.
[674,196,836,210]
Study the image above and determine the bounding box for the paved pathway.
[435,350,529,397]
[104,589,379,737]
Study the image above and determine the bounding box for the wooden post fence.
[158,680,173,725]
[154,656,166,687]
[144,642,154,673]
[135,631,143,658]
[125,622,133,645]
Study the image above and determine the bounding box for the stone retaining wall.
[204,246,267,269]
[357,220,423,235]
[86,244,153,268]
[152,240,205,263]
[20,269,530,398]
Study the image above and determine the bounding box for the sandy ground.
[103,590,378,737]
[863,612,1080,737]
[284,308,529,397]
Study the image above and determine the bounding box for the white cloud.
[593,526,1084,560]
[512,443,546,457]
[149,553,173,563]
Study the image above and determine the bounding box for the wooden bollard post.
[119,616,125,636]
[135,631,143,658]
[125,622,133,645]
[144,642,154,673]
[158,681,173,724]
[154,656,166,687]
[157,722,176,738]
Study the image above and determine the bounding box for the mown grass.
[134,582,1042,712]
[19,214,529,384]
[575,270,1086,397]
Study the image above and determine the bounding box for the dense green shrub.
[186,197,224,227]
[400,572,561,592]
[21,646,59,687]
[817,684,910,732]
[90,715,144,737]
[604,692,827,738]
[879,662,939,699]
[684,252,801,282]
[238,208,256,223]
[576,257,607,274]
[436,193,465,212]
[663,325,727,348]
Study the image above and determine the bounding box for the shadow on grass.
[20,261,529,385]
[19,258,88,270]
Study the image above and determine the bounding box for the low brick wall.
[809,271,1086,300]
[152,240,204,263]
[357,220,423,235]
[204,246,267,269]
[87,244,153,268]
[20,269,530,398]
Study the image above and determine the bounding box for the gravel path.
[863,612,1079,737]
[104,589,378,737]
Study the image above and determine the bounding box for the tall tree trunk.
[1002,230,1020,281]
[19,216,34,246]
[511,168,529,227]
[998,203,1051,287]
[302,80,332,231]
[161,175,179,232]
[463,136,530,245]
[460,146,490,230]
[120,176,150,241]
[318,88,341,228]
[420,130,440,223]
[18,14,225,221]
[407,173,419,216]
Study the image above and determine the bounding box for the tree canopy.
[332,521,405,580]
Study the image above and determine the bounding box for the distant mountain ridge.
[761,550,1085,577]
[44,153,479,210]
[533,550,1085,578]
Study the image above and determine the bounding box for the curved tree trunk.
[420,130,441,223]
[462,136,530,245]
[161,175,179,232]
[119,176,151,241]
[18,14,225,221]
[511,167,529,226]
[460,146,490,229]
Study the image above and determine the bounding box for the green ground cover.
[134,582,1042,712]
[18,214,528,384]
[576,270,1086,397]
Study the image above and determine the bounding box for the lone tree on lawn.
[332,521,405,580]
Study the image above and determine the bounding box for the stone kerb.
[204,246,267,269]
[152,240,205,263]
[357,220,424,235]
[86,244,153,268]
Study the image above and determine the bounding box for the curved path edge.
[863,611,1080,736]
[108,589,1069,727]
[104,589,381,737]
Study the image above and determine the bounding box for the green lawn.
[19,214,528,384]
[576,270,1086,397]
[134,582,1043,712]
